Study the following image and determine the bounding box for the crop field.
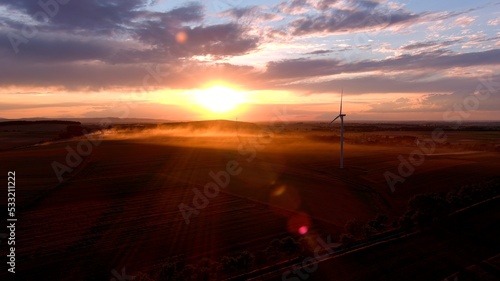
[0,121,499,280]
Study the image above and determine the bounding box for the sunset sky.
[1,0,499,121]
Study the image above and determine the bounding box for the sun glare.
[194,85,246,113]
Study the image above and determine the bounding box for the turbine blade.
[340,88,343,114]
[329,115,340,124]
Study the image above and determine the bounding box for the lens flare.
[176,31,188,44]
[270,185,301,212]
[272,185,286,196]
[287,213,312,235]
[299,226,308,235]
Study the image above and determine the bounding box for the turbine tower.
[329,89,346,169]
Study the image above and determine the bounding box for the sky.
[0,0,499,121]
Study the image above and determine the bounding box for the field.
[268,196,500,281]
[0,120,499,280]
[0,123,70,151]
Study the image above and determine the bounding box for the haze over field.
[1,120,499,280]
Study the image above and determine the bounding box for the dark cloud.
[272,75,499,98]
[401,39,462,51]
[0,55,258,91]
[180,23,259,57]
[3,0,202,34]
[0,0,260,90]
[276,0,309,14]
[161,3,205,22]
[0,1,257,62]
[265,58,342,79]
[367,90,500,112]
[354,0,381,9]
[305,49,333,55]
[0,31,115,63]
[221,6,280,22]
[6,46,493,92]
[222,6,259,19]
[265,49,500,79]
[290,7,420,35]
[315,0,339,11]
[4,0,152,35]
[281,0,422,36]
[132,21,258,58]
[0,0,497,100]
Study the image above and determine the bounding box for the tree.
[368,214,389,231]
[235,251,255,271]
[408,193,451,228]
[219,251,255,274]
[220,256,238,274]
[180,265,196,280]
[265,236,302,258]
[339,233,355,247]
[345,219,365,239]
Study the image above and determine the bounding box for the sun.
[194,85,246,113]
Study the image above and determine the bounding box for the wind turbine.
[329,89,346,169]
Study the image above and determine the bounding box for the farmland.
[0,120,499,280]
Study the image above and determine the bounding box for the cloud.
[0,0,259,91]
[0,1,261,90]
[264,49,500,80]
[265,58,342,79]
[221,6,282,22]
[368,97,414,112]
[283,1,496,37]
[221,6,259,19]
[305,49,333,55]
[0,102,92,110]
[0,55,258,91]
[314,0,339,11]
[273,75,492,96]
[0,0,498,105]
[3,0,165,35]
[488,18,500,26]
[0,1,258,61]
[454,16,476,28]
[401,39,462,51]
[368,90,500,113]
[0,32,121,63]
[276,0,310,15]
[181,23,259,57]
[133,22,259,58]
[289,1,421,35]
